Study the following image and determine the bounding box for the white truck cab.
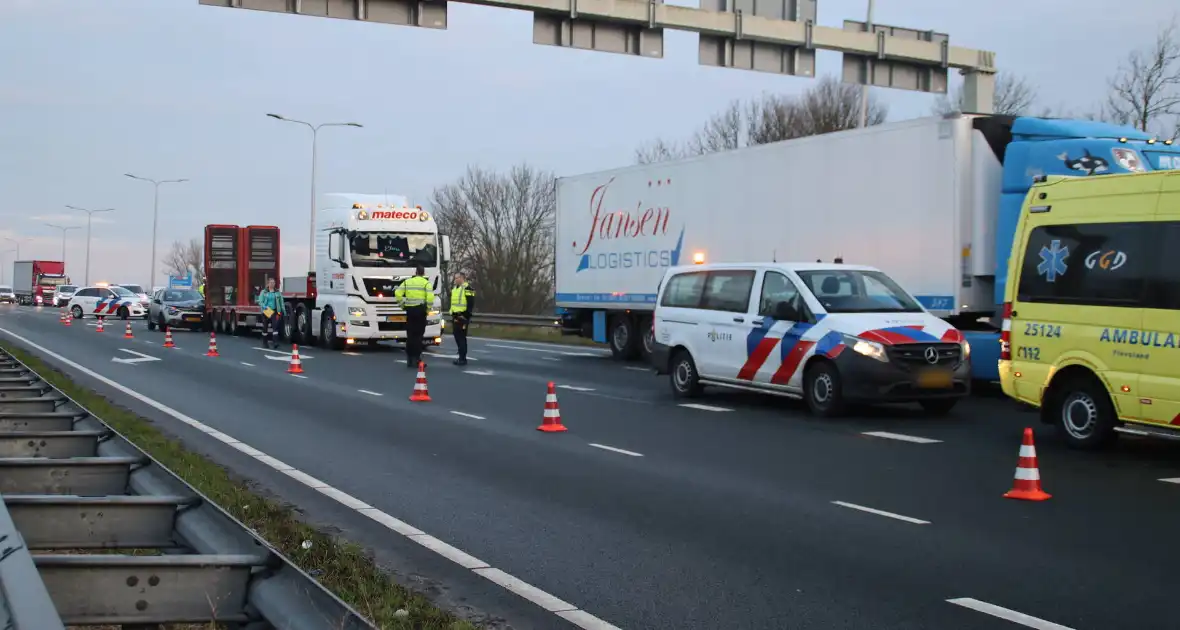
[309,193,451,349]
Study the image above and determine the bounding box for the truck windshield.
[348,231,438,267]
[39,276,67,287]
[796,270,924,314]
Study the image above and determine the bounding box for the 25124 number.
[1024,323,1062,338]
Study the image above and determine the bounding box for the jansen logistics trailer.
[554,113,1180,380]
[12,260,67,306]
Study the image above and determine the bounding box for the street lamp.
[0,249,13,284]
[267,113,363,272]
[66,205,115,286]
[125,174,188,291]
[4,237,30,259]
[44,224,80,263]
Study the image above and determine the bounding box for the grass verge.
[0,341,477,630]
[466,323,599,347]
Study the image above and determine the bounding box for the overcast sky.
[0,0,1171,286]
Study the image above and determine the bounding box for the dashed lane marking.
[240,362,255,367]
[862,431,942,444]
[290,374,308,379]
[0,326,622,630]
[487,344,601,358]
[832,501,929,525]
[947,598,1074,629]
[589,443,643,457]
[558,385,595,392]
[464,370,495,376]
[678,403,733,412]
[341,351,362,356]
[450,411,485,420]
[358,389,383,396]
[624,366,649,372]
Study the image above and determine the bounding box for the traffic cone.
[95,317,105,333]
[537,382,567,432]
[287,345,304,374]
[124,321,134,339]
[409,362,431,402]
[205,332,219,357]
[59,308,67,325]
[1004,427,1051,501]
[163,327,175,348]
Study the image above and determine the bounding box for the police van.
[1000,171,1180,449]
[650,262,971,416]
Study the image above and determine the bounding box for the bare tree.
[161,238,202,279]
[431,164,556,315]
[635,76,887,164]
[1103,20,1180,139]
[933,72,1041,116]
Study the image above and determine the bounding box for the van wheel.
[919,399,958,416]
[804,360,846,417]
[609,315,639,361]
[1050,375,1118,450]
[640,317,654,360]
[669,349,704,398]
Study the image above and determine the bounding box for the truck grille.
[887,343,962,370]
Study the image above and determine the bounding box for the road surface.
[2,304,1177,630]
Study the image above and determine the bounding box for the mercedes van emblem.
[924,347,939,364]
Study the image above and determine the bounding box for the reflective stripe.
[397,277,432,307]
[1014,467,1040,481]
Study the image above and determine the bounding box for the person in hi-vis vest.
[395,265,433,368]
[449,272,476,365]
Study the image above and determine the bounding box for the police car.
[67,285,147,320]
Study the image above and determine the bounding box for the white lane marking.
[471,349,491,354]
[624,366,649,372]
[341,352,362,356]
[111,349,160,365]
[464,370,495,376]
[428,352,478,361]
[358,389,383,396]
[558,385,595,392]
[1160,478,1180,484]
[542,357,561,362]
[862,431,942,444]
[487,344,600,358]
[290,374,308,379]
[678,403,732,412]
[832,501,929,525]
[240,362,255,367]
[0,326,621,630]
[947,598,1075,630]
[450,411,486,420]
[253,347,314,359]
[589,443,643,457]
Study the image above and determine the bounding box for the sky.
[0,0,1172,287]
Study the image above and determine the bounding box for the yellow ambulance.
[1000,170,1180,449]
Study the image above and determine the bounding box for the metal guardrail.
[0,348,376,629]
[444,313,560,328]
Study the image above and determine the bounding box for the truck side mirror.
[441,235,452,263]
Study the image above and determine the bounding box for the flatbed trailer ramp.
[0,347,375,629]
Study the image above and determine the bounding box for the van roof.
[670,262,880,273]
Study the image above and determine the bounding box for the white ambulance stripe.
[1014,467,1040,481]
[1019,445,1037,458]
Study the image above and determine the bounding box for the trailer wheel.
[230,311,240,336]
[609,315,639,361]
[293,304,310,345]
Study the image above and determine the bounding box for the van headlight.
[845,334,888,362]
[348,307,366,317]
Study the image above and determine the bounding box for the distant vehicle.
[0,286,15,304]
[52,284,77,307]
[114,283,151,316]
[1000,170,1180,449]
[651,261,970,416]
[148,288,205,332]
[67,285,147,320]
[12,260,67,306]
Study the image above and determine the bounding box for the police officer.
[449,272,476,365]
[395,265,432,368]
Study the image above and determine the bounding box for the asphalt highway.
[3,304,1179,630]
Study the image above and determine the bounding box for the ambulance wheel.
[669,349,703,398]
[609,315,639,361]
[71,305,83,319]
[117,306,129,320]
[804,360,846,417]
[1048,373,1117,450]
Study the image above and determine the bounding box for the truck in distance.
[11,260,67,306]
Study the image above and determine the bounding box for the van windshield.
[796,270,924,314]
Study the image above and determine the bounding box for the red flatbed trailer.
[202,224,283,336]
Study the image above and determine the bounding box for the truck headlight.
[845,334,887,362]
[961,340,971,359]
[348,307,366,317]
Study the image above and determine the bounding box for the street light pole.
[266,113,363,273]
[44,224,80,263]
[858,0,875,128]
[0,249,14,284]
[3,237,27,260]
[66,205,115,286]
[125,174,188,291]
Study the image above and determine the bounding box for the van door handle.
[733,316,744,323]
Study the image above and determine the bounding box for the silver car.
[147,288,205,331]
[0,286,15,304]
[52,284,77,307]
[115,283,151,318]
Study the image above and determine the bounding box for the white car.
[114,283,151,317]
[52,284,77,307]
[68,285,147,320]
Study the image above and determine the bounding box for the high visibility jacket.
[396,275,432,308]
[450,282,475,315]
[198,284,205,296]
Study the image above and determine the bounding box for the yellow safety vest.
[395,275,432,308]
[198,284,205,296]
[450,282,474,314]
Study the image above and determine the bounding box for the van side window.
[1149,221,1180,310]
[701,270,755,312]
[759,271,801,317]
[660,271,706,308]
[1017,222,1149,306]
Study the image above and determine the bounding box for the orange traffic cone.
[163,327,175,348]
[63,309,71,327]
[95,317,105,333]
[205,332,219,357]
[409,362,431,402]
[1004,427,1051,501]
[537,382,567,432]
[59,308,67,325]
[124,321,134,339]
[287,345,304,374]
